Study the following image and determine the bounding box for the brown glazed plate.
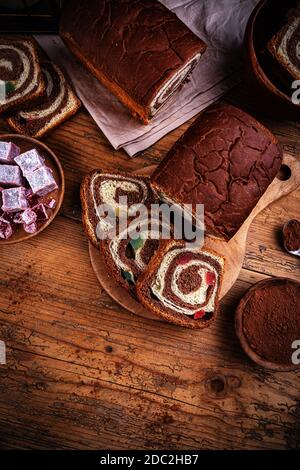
[0,133,65,245]
[235,277,300,371]
[244,0,300,120]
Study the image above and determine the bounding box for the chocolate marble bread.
[101,216,168,295]
[80,171,158,247]
[0,36,45,114]
[151,103,283,240]
[60,0,206,123]
[7,61,81,138]
[268,10,300,80]
[136,240,224,329]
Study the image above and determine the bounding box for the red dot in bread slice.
[206,271,216,286]
[194,310,206,319]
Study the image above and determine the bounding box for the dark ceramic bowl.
[244,0,300,120]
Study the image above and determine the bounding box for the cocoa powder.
[283,219,300,252]
[242,279,300,365]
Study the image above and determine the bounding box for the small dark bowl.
[244,0,300,120]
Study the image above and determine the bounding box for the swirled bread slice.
[101,216,170,296]
[268,11,300,80]
[7,61,81,138]
[136,240,224,329]
[0,36,45,114]
[80,170,158,247]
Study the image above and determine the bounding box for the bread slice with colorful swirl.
[7,61,81,138]
[0,36,45,114]
[80,170,158,247]
[101,216,170,295]
[136,240,224,328]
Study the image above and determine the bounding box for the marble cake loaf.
[268,9,300,80]
[0,36,45,114]
[136,240,224,328]
[151,103,283,241]
[7,61,81,138]
[60,0,206,123]
[101,216,170,295]
[80,170,158,247]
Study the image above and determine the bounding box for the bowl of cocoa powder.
[283,219,300,256]
[235,277,300,371]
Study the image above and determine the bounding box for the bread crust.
[136,239,224,329]
[61,33,150,124]
[100,236,136,295]
[6,99,80,138]
[80,170,100,247]
[60,0,206,123]
[151,103,282,240]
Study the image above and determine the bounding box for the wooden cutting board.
[89,152,300,322]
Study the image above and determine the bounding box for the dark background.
[0,0,63,33]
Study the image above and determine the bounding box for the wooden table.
[0,84,299,450]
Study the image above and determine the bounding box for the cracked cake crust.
[151,103,283,240]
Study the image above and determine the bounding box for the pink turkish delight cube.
[25,166,58,196]
[0,141,20,164]
[14,148,44,174]
[24,222,38,234]
[0,165,23,187]
[0,217,13,239]
[1,187,28,212]
[20,209,37,226]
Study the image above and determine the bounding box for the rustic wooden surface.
[0,84,300,450]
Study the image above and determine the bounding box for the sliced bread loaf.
[0,36,45,114]
[7,61,81,138]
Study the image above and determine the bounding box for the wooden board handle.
[234,153,300,240]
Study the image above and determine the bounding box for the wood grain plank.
[1,216,299,449]
[0,82,300,450]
